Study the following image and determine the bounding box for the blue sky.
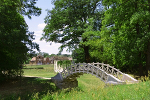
[24,0,71,55]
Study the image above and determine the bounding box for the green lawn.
[49,74,150,100]
[0,64,150,100]
[23,64,56,78]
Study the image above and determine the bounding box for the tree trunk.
[146,43,150,76]
[138,53,144,76]
[136,23,143,76]
[83,38,90,63]
[83,45,90,63]
[146,0,150,76]
[135,1,144,76]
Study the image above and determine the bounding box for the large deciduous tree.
[101,0,150,76]
[0,0,41,80]
[41,0,102,63]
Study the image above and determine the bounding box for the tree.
[79,17,111,64]
[101,0,150,76]
[72,47,85,63]
[0,0,41,80]
[37,52,50,57]
[41,0,103,63]
[49,54,56,57]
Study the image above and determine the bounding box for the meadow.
[23,64,56,78]
[0,64,150,100]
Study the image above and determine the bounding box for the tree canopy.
[41,0,103,62]
[100,0,150,76]
[0,0,41,81]
[30,0,150,76]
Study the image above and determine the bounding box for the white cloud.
[38,42,71,54]
[34,30,43,37]
[33,37,42,43]
[35,30,43,34]
[38,23,46,29]
[33,39,40,43]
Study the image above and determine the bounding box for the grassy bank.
[0,77,57,100]
[41,74,150,100]
[0,65,150,100]
[23,64,56,78]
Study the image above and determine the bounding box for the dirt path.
[23,75,51,79]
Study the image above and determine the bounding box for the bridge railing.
[59,62,138,84]
[90,62,124,81]
[60,63,110,83]
[52,62,139,89]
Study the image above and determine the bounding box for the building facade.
[30,55,72,65]
[30,55,44,65]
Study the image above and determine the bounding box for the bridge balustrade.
[51,62,139,89]
[90,63,124,81]
[60,63,110,83]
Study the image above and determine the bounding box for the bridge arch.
[51,63,138,89]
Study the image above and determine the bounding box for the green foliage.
[57,60,71,68]
[37,52,50,57]
[57,61,63,66]
[41,0,150,75]
[49,54,56,57]
[72,47,85,63]
[79,17,112,63]
[99,0,150,75]
[41,0,103,62]
[0,0,41,81]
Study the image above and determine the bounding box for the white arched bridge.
[51,63,138,89]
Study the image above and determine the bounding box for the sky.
[24,0,71,55]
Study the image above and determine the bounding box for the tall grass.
[43,74,150,100]
[1,65,150,100]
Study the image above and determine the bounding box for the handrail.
[59,63,125,84]
[89,63,124,80]
[52,62,138,85]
